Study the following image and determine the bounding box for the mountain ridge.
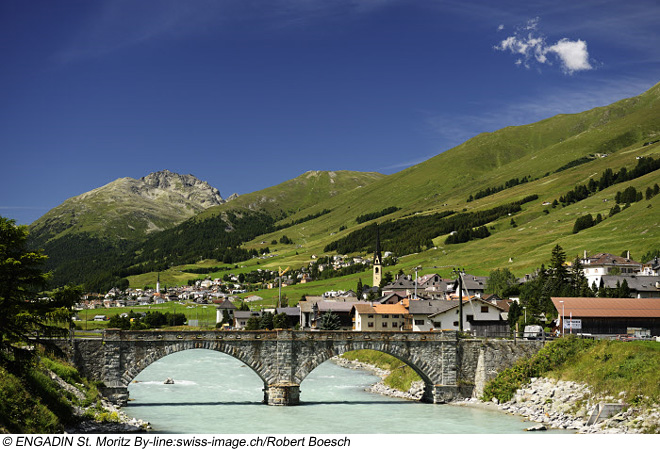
[25,82,660,290]
[29,169,229,247]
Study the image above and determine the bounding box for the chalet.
[314,301,361,330]
[215,299,238,324]
[381,274,417,297]
[448,275,488,297]
[233,310,261,329]
[275,307,301,328]
[408,300,448,332]
[410,298,507,337]
[642,257,660,276]
[299,296,367,329]
[551,297,660,336]
[581,252,642,287]
[417,274,451,299]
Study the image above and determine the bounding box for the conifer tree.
[319,311,341,330]
[0,217,77,365]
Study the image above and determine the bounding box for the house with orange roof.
[351,303,409,331]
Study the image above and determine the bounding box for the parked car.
[523,325,545,340]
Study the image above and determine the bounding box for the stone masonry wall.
[64,331,544,406]
[458,339,544,399]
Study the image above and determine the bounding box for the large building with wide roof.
[551,297,660,336]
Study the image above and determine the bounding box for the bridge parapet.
[102,329,458,342]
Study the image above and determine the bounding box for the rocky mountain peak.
[138,170,226,206]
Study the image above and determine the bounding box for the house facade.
[425,298,507,336]
[581,252,642,287]
[352,303,408,331]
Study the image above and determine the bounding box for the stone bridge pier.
[78,329,464,406]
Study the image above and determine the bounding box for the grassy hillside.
[196,170,385,221]
[0,352,117,433]
[240,82,660,275]
[482,337,660,408]
[31,83,660,291]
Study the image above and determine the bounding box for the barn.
[551,297,660,336]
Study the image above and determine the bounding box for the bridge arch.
[119,340,271,388]
[293,341,437,388]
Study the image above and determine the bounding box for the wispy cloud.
[425,77,656,150]
[495,17,593,74]
[377,154,438,172]
[53,0,398,63]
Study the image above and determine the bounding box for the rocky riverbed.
[455,377,660,434]
[46,368,150,433]
[332,357,660,434]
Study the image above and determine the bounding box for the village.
[74,244,660,340]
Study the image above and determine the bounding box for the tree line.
[36,210,279,292]
[556,156,660,207]
[325,195,538,256]
[356,206,401,224]
[274,209,331,231]
[571,181,659,234]
[467,176,532,202]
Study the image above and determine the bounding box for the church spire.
[373,224,382,287]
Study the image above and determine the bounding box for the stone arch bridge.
[67,329,542,406]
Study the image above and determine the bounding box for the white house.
[581,252,642,287]
[409,298,506,336]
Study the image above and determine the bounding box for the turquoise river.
[122,349,569,434]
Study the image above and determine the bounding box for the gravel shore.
[332,357,660,434]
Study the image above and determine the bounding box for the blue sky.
[1,0,659,225]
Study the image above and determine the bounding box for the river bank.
[331,357,660,434]
[331,356,424,401]
[483,377,660,434]
[45,369,151,434]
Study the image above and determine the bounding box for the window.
[368,314,374,318]
[414,319,425,325]
[382,322,388,328]
[391,322,398,328]
[382,314,389,318]
[392,314,399,318]
[481,306,489,313]
[453,321,459,326]
[368,322,374,328]
[467,315,474,322]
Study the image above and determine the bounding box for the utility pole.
[278,267,289,309]
[414,266,419,300]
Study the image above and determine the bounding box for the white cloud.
[497,24,504,31]
[546,38,592,74]
[494,17,594,74]
[424,77,656,151]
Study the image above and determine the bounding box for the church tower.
[156,272,161,296]
[373,225,382,287]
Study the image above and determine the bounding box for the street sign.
[563,319,582,329]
